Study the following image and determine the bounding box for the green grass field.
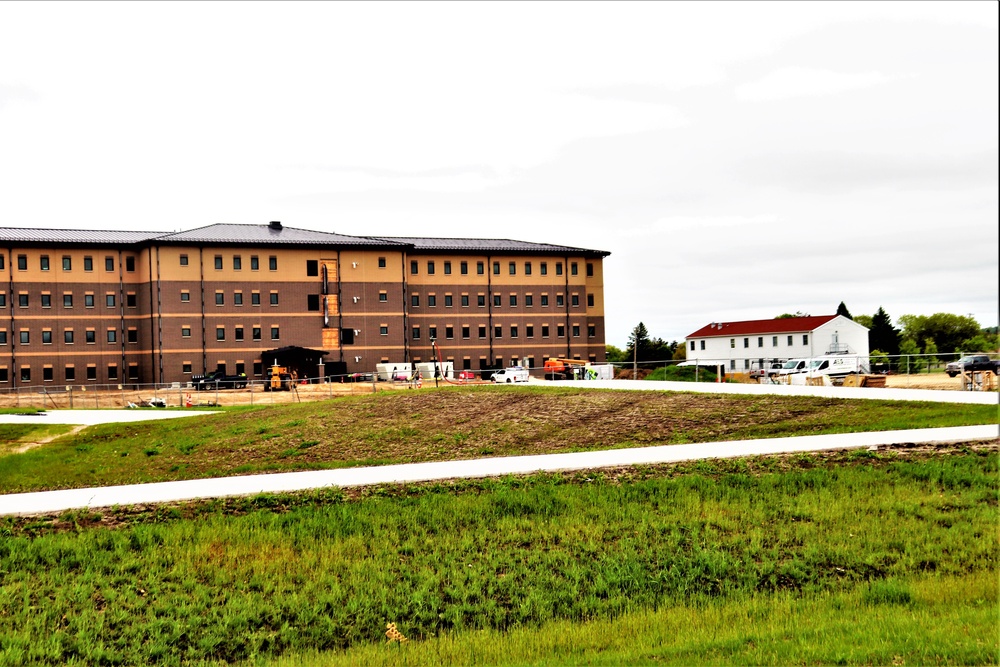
[1,447,996,666]
[1,386,996,494]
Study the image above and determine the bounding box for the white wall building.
[685,315,869,372]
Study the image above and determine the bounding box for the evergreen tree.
[836,301,853,320]
[626,322,650,362]
[869,307,900,356]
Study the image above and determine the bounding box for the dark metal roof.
[158,224,404,247]
[375,236,611,256]
[0,228,163,244]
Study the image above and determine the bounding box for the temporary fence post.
[250,382,254,406]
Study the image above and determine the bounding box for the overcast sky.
[1,2,997,347]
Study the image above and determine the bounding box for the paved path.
[1,424,995,516]
[0,409,218,426]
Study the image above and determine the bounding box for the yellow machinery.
[264,363,294,392]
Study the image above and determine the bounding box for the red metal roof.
[687,315,838,339]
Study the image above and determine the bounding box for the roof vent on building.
[268,221,283,231]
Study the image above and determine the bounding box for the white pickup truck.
[492,367,530,384]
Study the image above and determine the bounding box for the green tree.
[898,338,926,373]
[960,332,1000,354]
[899,313,980,354]
[672,344,687,361]
[854,314,873,329]
[605,345,628,364]
[923,338,939,364]
[869,307,900,356]
[626,322,650,363]
[775,311,810,319]
[836,301,853,320]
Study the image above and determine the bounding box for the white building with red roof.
[685,315,869,372]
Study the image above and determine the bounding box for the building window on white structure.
[787,335,793,345]
[758,337,763,347]
[744,359,750,370]
[803,335,809,345]
[743,338,749,348]
[730,339,735,348]
[730,360,735,370]
[700,340,705,350]
[773,336,778,346]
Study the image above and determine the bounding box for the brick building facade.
[1,223,609,386]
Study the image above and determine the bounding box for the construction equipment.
[264,362,294,391]
[543,358,587,380]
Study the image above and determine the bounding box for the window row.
[408,324,597,340]
[407,259,594,277]
[0,328,137,345]
[206,326,280,341]
[690,334,811,352]
[204,254,278,271]
[408,293,594,308]
[1,292,133,309]
[7,255,132,272]
[1,365,132,383]
[194,291,280,306]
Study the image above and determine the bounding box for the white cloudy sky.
[1,2,997,346]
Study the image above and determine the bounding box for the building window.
[86,330,96,343]
[64,330,74,344]
[524,261,532,275]
[493,294,501,307]
[126,294,136,308]
[411,294,420,308]
[557,324,565,337]
[20,331,29,344]
[525,295,533,307]
[216,327,226,341]
[461,261,468,275]
[571,294,579,307]
[379,291,388,302]
[252,327,261,341]
[412,326,420,340]
[65,366,75,381]
[478,295,486,307]
[179,254,188,266]
[730,339,735,349]
[181,327,191,338]
[182,363,192,374]
[477,261,484,275]
[572,325,580,337]
[271,327,280,340]
[493,261,500,275]
[510,294,517,307]
[587,263,594,277]
[743,338,749,348]
[106,294,115,308]
[690,341,695,351]
[787,335,793,346]
[428,295,437,307]
[588,324,596,337]
[556,295,564,307]
[462,326,470,339]
[411,260,418,275]
[42,330,52,344]
[306,259,317,276]
[215,292,224,306]
[180,291,190,302]
[0,294,4,308]
[443,261,451,275]
[252,292,261,306]
[83,294,94,308]
[478,325,486,339]
[269,256,277,271]
[541,295,549,307]
[510,325,518,338]
[444,295,453,307]
[43,367,53,382]
[108,365,118,380]
[445,326,453,339]
[40,256,50,271]
[429,326,437,339]
[87,366,97,381]
[773,336,778,346]
[427,261,435,275]
[128,365,139,380]
[269,292,279,306]
[214,255,223,270]
[0,331,7,345]
[105,257,114,272]
[17,255,27,270]
[571,262,578,276]
[803,335,809,345]
[234,255,243,271]
[125,256,135,272]
[542,325,549,338]
[63,294,73,308]
[587,294,594,307]
[127,329,138,343]
[234,292,243,306]
[526,325,534,338]
[107,330,116,343]
[700,340,706,350]
[461,295,469,307]
[18,294,28,308]
[378,257,386,268]
[758,337,764,347]
[62,256,72,271]
[509,262,516,275]
[307,294,320,311]
[251,256,259,271]
[41,294,51,308]
[380,326,388,336]
[556,262,563,276]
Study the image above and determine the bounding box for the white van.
[805,354,870,378]
[492,367,530,384]
[775,358,810,376]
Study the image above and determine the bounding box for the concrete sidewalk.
[2,424,995,516]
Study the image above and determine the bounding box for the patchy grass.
[0,386,996,493]
[0,447,995,666]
